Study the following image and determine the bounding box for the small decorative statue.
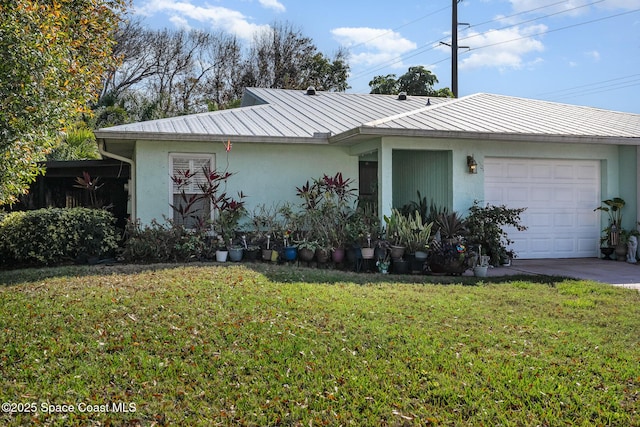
[627,235,637,263]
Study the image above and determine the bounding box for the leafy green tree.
[0,0,128,205]
[369,66,453,97]
[369,74,399,95]
[397,66,438,96]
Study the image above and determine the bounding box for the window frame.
[169,153,215,228]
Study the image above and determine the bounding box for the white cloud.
[509,0,593,16]
[585,50,601,61]
[169,15,191,30]
[452,24,547,71]
[509,0,640,15]
[597,0,640,9]
[135,0,269,41]
[258,0,285,12]
[331,27,416,69]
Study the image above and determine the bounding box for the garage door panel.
[577,164,598,179]
[485,188,504,202]
[484,158,600,259]
[529,213,552,227]
[506,164,529,178]
[531,187,552,202]
[578,189,598,203]
[531,165,553,179]
[506,187,528,202]
[553,187,575,203]
[554,166,575,180]
[554,238,575,252]
[577,212,598,227]
[554,214,574,227]
[530,238,552,254]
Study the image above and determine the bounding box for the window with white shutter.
[169,154,214,228]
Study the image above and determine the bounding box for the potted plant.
[464,202,527,266]
[402,210,433,273]
[227,238,244,262]
[473,244,490,277]
[384,209,406,260]
[248,204,281,262]
[296,239,318,262]
[214,236,228,262]
[239,234,260,261]
[596,197,624,246]
[361,233,375,260]
[294,172,358,266]
[426,211,467,274]
[376,254,390,274]
[282,229,298,261]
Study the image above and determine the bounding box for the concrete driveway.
[480,258,640,290]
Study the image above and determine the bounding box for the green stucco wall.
[134,140,357,226]
[132,136,636,235]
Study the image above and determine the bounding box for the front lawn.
[0,264,638,426]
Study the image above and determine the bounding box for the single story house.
[94,87,640,259]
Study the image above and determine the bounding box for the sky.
[132,0,640,113]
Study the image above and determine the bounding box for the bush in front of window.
[120,218,212,263]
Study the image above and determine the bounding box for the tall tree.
[369,74,399,95]
[202,33,245,110]
[369,66,453,97]
[0,0,128,205]
[397,66,438,96]
[246,22,350,91]
[96,21,351,125]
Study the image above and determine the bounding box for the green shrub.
[120,219,211,263]
[0,208,118,268]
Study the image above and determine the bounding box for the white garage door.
[484,158,600,259]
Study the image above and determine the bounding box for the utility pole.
[449,0,468,98]
[452,0,459,98]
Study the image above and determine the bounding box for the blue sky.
[133,0,640,113]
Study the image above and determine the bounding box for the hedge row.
[0,208,119,268]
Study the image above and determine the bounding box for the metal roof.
[95,88,640,145]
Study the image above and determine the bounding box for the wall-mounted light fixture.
[467,155,478,174]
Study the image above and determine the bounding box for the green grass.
[0,263,638,426]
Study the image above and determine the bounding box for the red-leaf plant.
[170,166,246,243]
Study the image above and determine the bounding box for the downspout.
[98,140,136,221]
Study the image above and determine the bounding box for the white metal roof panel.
[95,88,640,144]
[368,93,640,139]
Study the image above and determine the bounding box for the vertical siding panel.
[392,150,452,211]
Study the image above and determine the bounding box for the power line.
[344,5,449,52]
[537,74,640,102]
[348,0,607,87]
[459,0,605,45]
[464,8,640,54]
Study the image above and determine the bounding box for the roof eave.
[330,126,640,146]
[94,130,330,145]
